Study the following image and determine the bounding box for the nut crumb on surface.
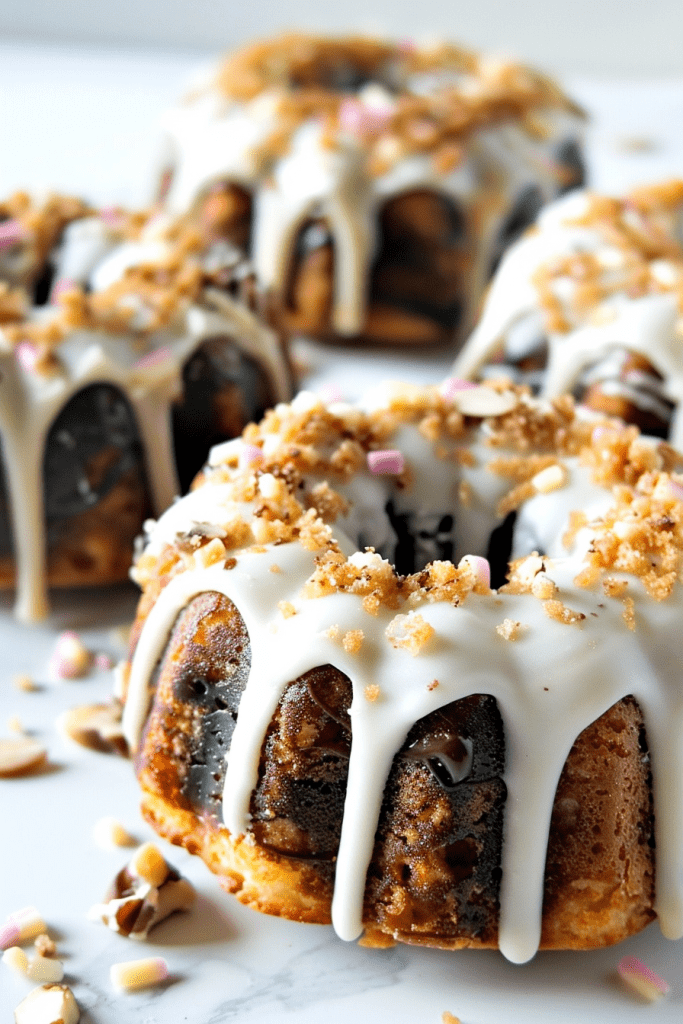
[386,612,434,654]
[13,674,37,692]
[342,629,364,654]
[496,618,522,640]
[543,599,586,625]
[442,1013,462,1024]
[364,684,381,702]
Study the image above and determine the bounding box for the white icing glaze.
[0,215,291,621]
[158,39,584,339]
[123,383,683,963]
[453,184,683,444]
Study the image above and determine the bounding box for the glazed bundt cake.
[453,179,683,443]
[155,33,585,348]
[0,200,291,620]
[122,381,683,963]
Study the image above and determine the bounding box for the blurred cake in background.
[0,198,291,621]
[452,180,683,444]
[155,33,585,349]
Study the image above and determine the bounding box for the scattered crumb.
[342,629,364,653]
[92,816,137,849]
[34,934,56,958]
[323,624,340,641]
[364,684,381,702]
[13,674,37,692]
[496,618,522,640]
[622,596,636,631]
[615,134,658,153]
[269,563,282,573]
[442,1013,462,1024]
[7,716,24,733]
[278,600,297,618]
[427,679,439,691]
[386,612,435,655]
[603,576,629,598]
[543,599,586,625]
[530,572,556,600]
[94,653,114,671]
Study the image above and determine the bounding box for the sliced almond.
[0,737,47,777]
[451,386,519,418]
[57,702,127,756]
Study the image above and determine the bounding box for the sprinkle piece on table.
[49,631,92,679]
[618,955,669,1001]
[110,957,169,991]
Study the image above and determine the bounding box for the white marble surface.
[2,42,683,1023]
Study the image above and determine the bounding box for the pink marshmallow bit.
[100,205,124,228]
[462,555,491,590]
[618,955,669,1001]
[134,346,172,369]
[397,38,417,53]
[440,377,478,401]
[0,218,25,252]
[51,277,78,302]
[49,630,92,680]
[239,444,264,469]
[669,480,683,502]
[339,98,391,138]
[95,653,114,670]
[0,921,20,950]
[339,98,365,135]
[318,384,344,405]
[15,342,39,373]
[367,449,405,476]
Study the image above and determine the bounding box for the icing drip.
[123,385,683,963]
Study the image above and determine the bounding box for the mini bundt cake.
[0,201,291,620]
[122,381,683,963]
[453,179,683,443]
[155,33,585,348]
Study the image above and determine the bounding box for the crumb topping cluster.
[134,384,683,634]
[1,209,258,374]
[531,180,683,335]
[213,33,581,178]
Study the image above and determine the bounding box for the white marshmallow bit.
[452,386,518,418]
[531,463,567,493]
[110,957,169,991]
[258,473,279,499]
[14,984,79,1024]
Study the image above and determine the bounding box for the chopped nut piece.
[130,843,169,888]
[0,738,47,777]
[110,957,169,991]
[14,984,80,1024]
[12,674,36,692]
[92,816,137,849]
[26,955,64,983]
[89,845,195,940]
[2,945,28,975]
[496,618,523,640]
[57,701,127,756]
[451,385,518,417]
[33,935,56,958]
